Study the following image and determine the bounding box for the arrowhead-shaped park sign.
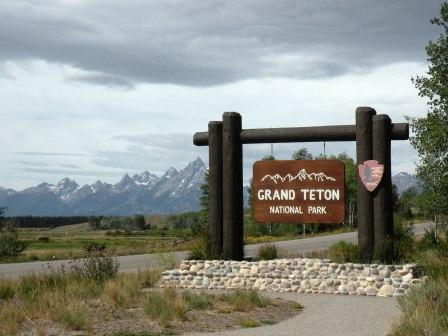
[358,160,384,192]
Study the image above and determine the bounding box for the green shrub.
[373,238,396,264]
[393,219,416,261]
[188,226,211,260]
[38,236,50,242]
[373,218,418,264]
[327,241,360,263]
[417,250,448,279]
[418,229,439,250]
[72,255,119,284]
[81,240,107,254]
[256,243,278,260]
[0,227,27,258]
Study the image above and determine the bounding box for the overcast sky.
[0,0,443,190]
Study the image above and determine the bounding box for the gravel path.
[188,292,400,336]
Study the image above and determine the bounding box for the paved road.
[246,221,432,257]
[187,291,400,336]
[0,222,433,279]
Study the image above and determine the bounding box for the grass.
[240,318,261,328]
[0,278,15,301]
[1,266,288,335]
[53,300,89,330]
[102,276,141,309]
[144,288,187,327]
[112,332,172,336]
[256,243,278,260]
[143,288,214,327]
[389,249,448,336]
[0,301,25,336]
[0,266,162,335]
[219,290,269,311]
[0,224,193,263]
[292,302,304,311]
[144,288,273,328]
[183,291,214,310]
[326,241,360,263]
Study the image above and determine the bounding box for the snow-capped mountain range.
[0,157,207,216]
[392,172,421,195]
[261,169,336,184]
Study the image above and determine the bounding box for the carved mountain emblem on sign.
[261,169,336,184]
[358,160,384,192]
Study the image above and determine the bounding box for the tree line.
[6,216,90,228]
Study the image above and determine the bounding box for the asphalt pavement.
[187,291,400,336]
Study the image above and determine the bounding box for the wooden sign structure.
[193,107,409,261]
[252,160,345,223]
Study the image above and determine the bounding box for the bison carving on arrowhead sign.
[358,160,384,192]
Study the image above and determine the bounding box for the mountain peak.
[163,167,178,179]
[118,173,134,185]
[37,182,53,189]
[56,177,79,188]
[132,170,159,187]
[392,171,420,195]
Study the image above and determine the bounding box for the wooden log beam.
[372,115,394,255]
[208,121,223,258]
[356,107,375,262]
[193,123,408,146]
[222,112,244,260]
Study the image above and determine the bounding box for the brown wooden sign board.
[252,160,345,223]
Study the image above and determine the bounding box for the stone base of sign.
[160,258,425,297]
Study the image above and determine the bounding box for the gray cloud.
[13,152,87,157]
[96,133,207,172]
[114,133,196,150]
[0,0,442,87]
[93,144,207,173]
[20,167,124,178]
[65,71,135,89]
[17,161,51,167]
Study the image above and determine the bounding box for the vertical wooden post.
[372,114,393,253]
[208,121,223,258]
[222,112,244,260]
[356,106,376,262]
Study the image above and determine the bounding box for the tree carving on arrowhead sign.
[358,160,384,192]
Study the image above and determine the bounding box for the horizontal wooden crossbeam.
[193,123,408,146]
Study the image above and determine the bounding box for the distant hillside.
[392,172,421,195]
[0,157,207,216]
